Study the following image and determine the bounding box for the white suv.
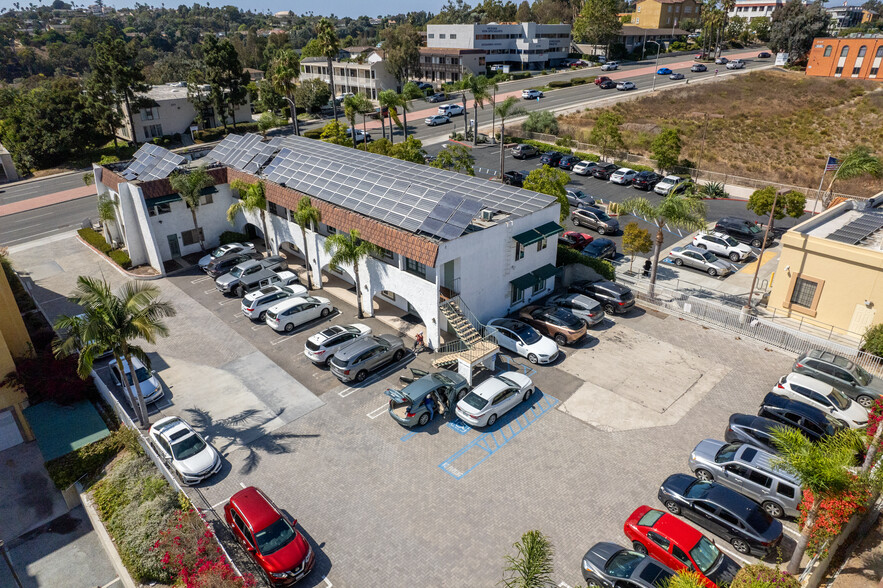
[438,104,464,116]
[774,373,869,428]
[692,232,753,262]
[654,175,688,195]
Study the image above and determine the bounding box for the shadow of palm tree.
[184,407,319,475]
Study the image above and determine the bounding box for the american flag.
[825,156,840,171]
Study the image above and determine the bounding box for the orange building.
[806,36,883,80]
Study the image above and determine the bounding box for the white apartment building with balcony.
[426,22,572,70]
[728,0,786,22]
[299,53,401,100]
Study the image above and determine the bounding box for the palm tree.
[269,48,300,137]
[227,179,272,253]
[825,146,882,203]
[771,427,863,575]
[169,165,212,252]
[290,197,321,290]
[343,93,373,149]
[494,97,525,180]
[53,277,176,428]
[398,82,425,140]
[315,17,341,122]
[96,191,117,245]
[619,194,707,297]
[461,73,491,146]
[501,530,555,588]
[378,89,400,143]
[323,229,380,319]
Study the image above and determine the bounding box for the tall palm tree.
[494,97,525,180]
[315,17,341,122]
[771,427,863,575]
[323,229,381,319]
[228,179,272,253]
[96,191,117,245]
[825,146,882,201]
[290,197,321,290]
[461,73,491,146]
[398,82,425,140]
[53,277,176,428]
[619,194,707,297]
[269,48,300,137]
[378,89,398,142]
[343,93,373,149]
[169,165,212,252]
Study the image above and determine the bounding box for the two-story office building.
[806,35,883,80]
[426,22,571,70]
[93,135,563,349]
[299,52,401,100]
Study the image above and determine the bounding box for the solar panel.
[436,223,466,240]
[827,214,883,245]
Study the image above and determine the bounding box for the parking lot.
[12,231,812,587]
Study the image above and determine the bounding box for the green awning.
[510,273,536,290]
[513,228,544,246]
[144,193,181,207]
[535,221,564,238]
[531,264,559,282]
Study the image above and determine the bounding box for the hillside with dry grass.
[556,70,883,196]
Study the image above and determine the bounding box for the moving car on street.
[726,59,745,69]
[438,104,464,116]
[670,72,685,80]
[657,67,672,75]
[668,246,736,277]
[427,92,447,103]
[594,76,612,85]
[425,114,450,126]
[598,79,617,89]
[715,57,729,65]
[455,372,534,427]
[617,81,636,91]
[601,61,620,71]
[522,89,544,99]
[149,416,222,485]
[758,51,771,58]
[691,63,708,72]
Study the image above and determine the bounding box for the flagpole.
[812,154,829,216]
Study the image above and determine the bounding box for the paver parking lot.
[10,236,806,587]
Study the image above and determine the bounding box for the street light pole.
[284,97,300,137]
[649,41,661,91]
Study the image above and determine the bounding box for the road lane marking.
[367,405,387,419]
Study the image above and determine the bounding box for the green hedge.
[557,244,616,281]
[219,230,248,245]
[548,80,572,88]
[46,431,123,490]
[109,249,132,269]
[510,72,532,80]
[574,151,600,162]
[193,122,260,143]
[571,77,594,85]
[78,228,112,253]
[614,160,654,173]
[511,137,572,155]
[303,129,323,139]
[730,564,799,588]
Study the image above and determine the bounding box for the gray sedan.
[668,245,736,277]
[582,542,675,588]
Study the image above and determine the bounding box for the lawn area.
[557,70,883,196]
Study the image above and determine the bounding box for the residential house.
[806,35,883,80]
[0,268,35,452]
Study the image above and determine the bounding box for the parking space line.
[204,288,219,294]
[336,354,413,394]
[251,324,265,331]
[559,582,573,588]
[715,543,753,566]
[321,576,332,588]
[782,525,801,539]
[338,387,358,398]
[217,298,240,306]
[367,405,387,419]
[270,334,301,346]
[210,499,227,510]
[190,276,211,284]
[239,482,246,488]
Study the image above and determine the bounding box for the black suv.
[502,171,525,187]
[758,392,848,442]
[724,413,793,454]
[568,280,635,315]
[591,162,618,180]
[558,155,581,170]
[539,151,563,166]
[631,171,663,190]
[714,217,773,248]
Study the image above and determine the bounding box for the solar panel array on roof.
[260,135,553,240]
[206,133,280,174]
[120,143,185,181]
[827,213,883,245]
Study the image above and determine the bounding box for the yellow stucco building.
[767,198,883,339]
[626,0,702,29]
[0,265,34,451]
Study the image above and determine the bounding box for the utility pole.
[746,190,778,310]
[695,112,709,178]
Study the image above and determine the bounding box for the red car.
[594,76,612,86]
[224,487,315,585]
[623,506,740,588]
[559,231,594,250]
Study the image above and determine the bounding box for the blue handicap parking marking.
[439,391,559,480]
[400,431,417,442]
[446,418,471,435]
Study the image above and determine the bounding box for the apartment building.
[299,53,401,100]
[418,47,487,84]
[626,0,702,29]
[728,0,785,23]
[426,22,571,70]
[0,268,35,452]
[806,36,883,80]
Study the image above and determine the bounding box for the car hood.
[261,531,310,574]
[528,336,559,357]
[216,274,237,285]
[734,242,753,254]
[500,371,532,389]
[662,473,696,496]
[704,553,741,586]
[839,401,870,423]
[862,375,883,394]
[584,542,624,570]
[175,445,218,474]
[198,254,214,268]
[692,439,726,462]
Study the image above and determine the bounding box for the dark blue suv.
[539,151,563,166]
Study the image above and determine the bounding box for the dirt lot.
[557,70,883,196]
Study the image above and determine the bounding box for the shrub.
[571,77,593,85]
[867,397,883,439]
[797,487,872,556]
[614,161,654,173]
[99,155,120,164]
[515,138,572,154]
[730,564,799,588]
[78,227,112,253]
[548,80,572,88]
[522,110,559,135]
[862,323,883,358]
[219,231,248,245]
[697,181,728,199]
[669,41,687,51]
[510,72,532,80]
[45,430,123,490]
[109,249,132,269]
[303,128,323,139]
[557,244,616,281]
[573,151,600,162]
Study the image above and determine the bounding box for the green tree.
[524,165,570,222]
[52,277,176,428]
[651,128,682,173]
[202,35,250,132]
[316,17,341,121]
[622,222,653,272]
[269,48,300,136]
[257,111,287,136]
[381,24,423,83]
[589,112,626,162]
[319,120,353,147]
[299,38,323,58]
[294,78,331,114]
[515,1,533,21]
[619,194,707,296]
[430,144,475,175]
[522,110,559,135]
[169,166,213,252]
[227,179,271,256]
[323,229,381,319]
[460,73,492,145]
[96,191,117,244]
[749,16,772,41]
[501,530,555,588]
[289,197,321,290]
[770,426,863,574]
[397,82,425,140]
[573,0,622,58]
[494,97,526,178]
[825,146,883,199]
[85,73,124,152]
[365,138,395,157]
[343,93,374,148]
[769,0,829,62]
[746,186,806,232]
[378,89,400,142]
[391,136,427,164]
[255,79,287,115]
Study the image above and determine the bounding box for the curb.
[76,236,164,281]
[1,168,90,189]
[78,487,137,588]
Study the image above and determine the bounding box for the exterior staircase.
[432,297,498,369]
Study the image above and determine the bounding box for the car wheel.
[323,354,333,366]
[674,258,684,266]
[355,370,368,382]
[731,538,751,555]
[523,388,533,402]
[554,333,567,346]
[729,252,741,262]
[418,412,430,426]
[257,311,266,321]
[857,395,875,409]
[664,500,681,515]
[320,308,330,317]
[604,303,615,315]
[695,468,714,482]
[598,226,607,235]
[707,268,718,277]
[696,243,707,249]
[527,353,539,364]
[751,239,762,248]
[573,218,581,227]
[586,578,603,588]
[632,541,648,555]
[284,322,294,333]
[487,413,497,426]
[393,349,405,361]
[762,501,784,518]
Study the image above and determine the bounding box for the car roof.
[661,175,681,182]
[705,484,763,518]
[229,486,281,531]
[401,373,450,401]
[652,512,704,546]
[334,336,381,360]
[785,372,834,394]
[107,356,142,373]
[488,318,527,330]
[762,392,828,420]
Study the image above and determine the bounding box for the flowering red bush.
[797,486,871,556]
[866,397,883,439]
[153,509,255,588]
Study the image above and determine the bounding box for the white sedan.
[107,356,164,408]
[692,232,753,262]
[425,114,450,126]
[198,242,254,269]
[266,296,333,333]
[610,168,637,185]
[486,318,559,364]
[616,81,636,91]
[149,416,222,485]
[774,373,869,428]
[572,161,599,176]
[455,372,534,427]
[304,323,372,365]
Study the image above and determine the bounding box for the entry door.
[167,234,181,258]
[443,260,455,289]
[0,410,24,452]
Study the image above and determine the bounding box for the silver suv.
[689,440,802,518]
[215,256,287,295]
[329,334,406,383]
[793,349,882,409]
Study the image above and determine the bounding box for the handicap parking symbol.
[446,418,471,435]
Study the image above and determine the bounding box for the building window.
[871,67,879,76]
[405,257,427,278]
[450,34,456,39]
[148,203,172,217]
[428,33,434,38]
[181,228,204,246]
[515,242,525,260]
[877,47,883,58]
[835,66,844,74]
[852,66,861,75]
[201,193,213,205]
[372,247,394,261]
[636,5,641,11]
[840,46,849,57]
[511,284,526,304]
[537,237,547,252]
[635,17,639,23]
[823,45,832,57]
[685,5,691,12]
[786,275,824,315]
[439,34,446,39]
[140,107,156,121]
[858,46,867,57]
[143,124,163,139]
[268,201,286,218]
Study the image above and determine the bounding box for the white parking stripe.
[204,288,218,294]
[782,525,802,539]
[251,324,265,331]
[191,276,211,284]
[321,576,332,588]
[217,298,240,306]
[714,543,753,566]
[558,583,573,588]
[367,405,387,419]
[210,500,227,510]
[339,387,358,398]
[270,334,301,346]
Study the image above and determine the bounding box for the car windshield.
[230,266,245,277]
[854,364,872,386]
[434,372,456,386]
[715,443,741,463]
[605,551,644,578]
[745,508,774,533]
[512,323,541,344]
[690,537,721,574]
[125,367,152,386]
[254,518,296,555]
[211,247,228,257]
[596,211,611,222]
[685,480,713,499]
[828,387,851,410]
[701,251,718,263]
[722,235,739,246]
[462,391,488,411]
[572,190,586,199]
[747,224,761,234]
[171,434,207,461]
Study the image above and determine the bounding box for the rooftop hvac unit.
[480,209,494,221]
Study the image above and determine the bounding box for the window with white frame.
[181,228,204,246]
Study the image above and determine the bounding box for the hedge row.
[548,80,572,88]
[78,228,133,270]
[571,77,595,85]
[46,429,124,489]
[614,160,654,173]
[510,72,532,80]
[303,129,323,139]
[109,250,132,269]
[219,230,249,245]
[557,244,616,282]
[193,122,260,143]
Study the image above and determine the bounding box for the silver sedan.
[668,246,736,277]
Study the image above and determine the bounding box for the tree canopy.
[769,0,829,62]
[524,165,570,221]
